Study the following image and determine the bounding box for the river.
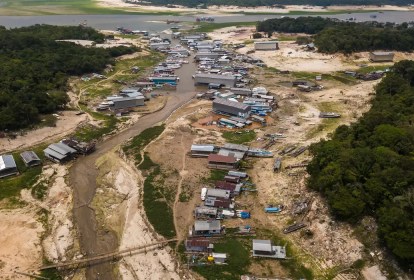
[1,11,414,31]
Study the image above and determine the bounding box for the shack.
[44,142,77,163]
[185,238,214,252]
[192,220,222,236]
[213,98,251,118]
[0,154,18,178]
[211,253,227,264]
[194,206,218,219]
[20,151,41,167]
[194,74,237,88]
[254,41,279,50]
[204,197,234,209]
[252,239,286,259]
[207,154,238,170]
[190,144,216,157]
[229,87,252,96]
[369,52,394,62]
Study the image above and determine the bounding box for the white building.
[254,41,279,51]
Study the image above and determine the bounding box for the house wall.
[255,42,279,50]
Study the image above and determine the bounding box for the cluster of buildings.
[0,151,41,179]
[184,140,286,265]
[97,88,145,113]
[43,138,95,163]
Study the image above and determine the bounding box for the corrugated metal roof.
[212,253,227,259]
[255,41,278,45]
[194,220,221,231]
[0,154,16,170]
[195,73,236,81]
[253,239,272,252]
[55,142,77,154]
[44,148,66,160]
[191,144,215,152]
[223,143,249,152]
[20,151,40,164]
[185,238,211,248]
[213,98,250,111]
[206,188,230,199]
[208,154,237,164]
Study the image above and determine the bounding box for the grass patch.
[75,106,119,142]
[194,22,256,33]
[203,169,228,183]
[0,0,180,16]
[357,64,390,74]
[323,73,358,85]
[0,145,48,202]
[222,130,256,144]
[123,125,165,163]
[193,238,250,280]
[142,157,176,238]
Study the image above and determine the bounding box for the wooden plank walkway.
[39,238,177,270]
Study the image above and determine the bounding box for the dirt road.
[70,54,197,279]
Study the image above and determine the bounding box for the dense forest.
[0,25,136,131]
[139,0,414,7]
[256,17,414,53]
[307,60,414,269]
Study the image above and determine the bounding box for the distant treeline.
[256,17,414,53]
[141,0,414,7]
[0,25,136,131]
[307,60,414,270]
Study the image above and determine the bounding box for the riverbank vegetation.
[0,25,136,131]
[307,60,414,270]
[257,17,414,53]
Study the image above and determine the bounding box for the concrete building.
[207,154,238,170]
[20,151,41,167]
[190,144,216,157]
[185,238,214,252]
[369,52,394,62]
[252,239,286,259]
[255,41,279,50]
[44,142,77,163]
[195,74,237,88]
[0,154,18,178]
[213,98,251,118]
[192,220,221,236]
[109,96,145,110]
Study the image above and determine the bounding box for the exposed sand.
[94,150,182,280]
[210,26,414,73]
[95,0,414,13]
[0,111,87,154]
[0,164,75,279]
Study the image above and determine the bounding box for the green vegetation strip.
[122,125,176,238]
[222,130,256,144]
[195,22,257,33]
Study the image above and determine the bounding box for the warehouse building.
[213,98,251,118]
[190,144,216,157]
[369,52,394,62]
[109,96,145,110]
[20,151,41,167]
[254,41,279,51]
[195,74,237,88]
[0,154,18,178]
[44,142,77,163]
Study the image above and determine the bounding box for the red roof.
[215,181,237,191]
[208,154,237,164]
